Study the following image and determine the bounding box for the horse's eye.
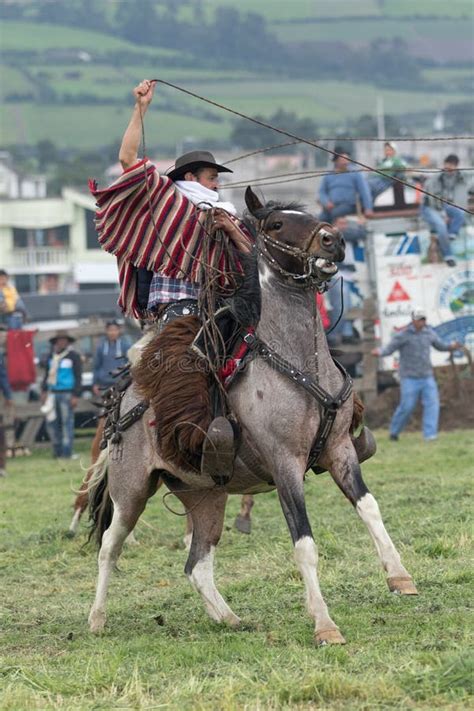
[270,221,282,231]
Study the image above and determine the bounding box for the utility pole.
[376,96,385,140]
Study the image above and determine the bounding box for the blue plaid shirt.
[147,275,199,309]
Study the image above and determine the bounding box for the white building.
[0,187,118,294]
[0,152,47,199]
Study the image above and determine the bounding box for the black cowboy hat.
[49,330,76,344]
[166,150,233,181]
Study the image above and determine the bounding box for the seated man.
[89,80,253,479]
[421,154,468,268]
[368,141,407,199]
[319,147,373,222]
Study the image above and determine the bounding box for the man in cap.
[319,147,373,222]
[372,308,461,441]
[41,331,82,459]
[368,141,407,199]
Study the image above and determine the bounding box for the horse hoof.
[315,628,346,645]
[63,529,76,539]
[125,531,139,545]
[387,576,419,595]
[89,610,106,634]
[224,613,241,628]
[234,514,251,534]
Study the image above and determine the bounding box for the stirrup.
[201,416,235,486]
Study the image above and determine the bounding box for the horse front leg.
[165,480,240,626]
[323,441,418,595]
[275,463,345,645]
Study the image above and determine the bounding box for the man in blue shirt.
[319,148,373,222]
[41,331,82,459]
[92,320,132,396]
[372,308,461,441]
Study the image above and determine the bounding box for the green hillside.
[0,0,472,153]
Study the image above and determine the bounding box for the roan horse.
[87,188,417,644]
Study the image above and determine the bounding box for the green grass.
[1,70,471,149]
[0,430,472,709]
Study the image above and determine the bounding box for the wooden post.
[360,297,378,407]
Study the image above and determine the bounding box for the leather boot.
[201,416,235,485]
[351,425,377,464]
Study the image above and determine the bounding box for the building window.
[13,225,70,248]
[85,210,100,250]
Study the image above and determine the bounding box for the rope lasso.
[148,79,473,215]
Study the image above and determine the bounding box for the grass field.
[1,430,472,709]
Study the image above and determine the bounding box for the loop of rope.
[148,79,473,216]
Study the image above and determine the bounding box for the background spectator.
[0,270,27,329]
[372,308,461,442]
[421,154,469,267]
[41,331,82,459]
[369,141,407,199]
[0,325,13,477]
[326,216,366,346]
[319,147,373,222]
[92,320,131,396]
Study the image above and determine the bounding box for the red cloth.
[317,293,330,330]
[6,330,36,391]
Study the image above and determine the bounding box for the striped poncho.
[89,159,253,316]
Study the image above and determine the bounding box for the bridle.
[256,217,340,290]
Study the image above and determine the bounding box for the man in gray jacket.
[421,154,469,267]
[372,308,461,441]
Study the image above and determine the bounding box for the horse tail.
[87,446,113,547]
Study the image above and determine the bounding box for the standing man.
[421,154,469,268]
[369,141,407,199]
[92,320,132,396]
[326,216,366,345]
[0,324,13,477]
[41,331,82,459]
[319,147,373,222]
[372,308,461,441]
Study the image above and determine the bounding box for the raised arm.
[119,79,157,171]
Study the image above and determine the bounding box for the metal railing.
[10,247,70,268]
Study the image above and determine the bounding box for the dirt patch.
[366,365,474,431]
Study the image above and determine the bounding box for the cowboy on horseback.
[89,79,254,479]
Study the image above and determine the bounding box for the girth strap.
[244,332,353,469]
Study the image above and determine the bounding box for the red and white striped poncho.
[89,159,252,316]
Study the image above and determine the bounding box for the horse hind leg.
[88,492,148,633]
[165,479,240,626]
[325,444,418,595]
[234,494,254,534]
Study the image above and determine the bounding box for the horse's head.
[245,187,345,286]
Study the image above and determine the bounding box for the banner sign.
[370,224,474,371]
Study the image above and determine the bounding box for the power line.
[151,79,474,215]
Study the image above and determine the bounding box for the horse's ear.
[245,186,264,216]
